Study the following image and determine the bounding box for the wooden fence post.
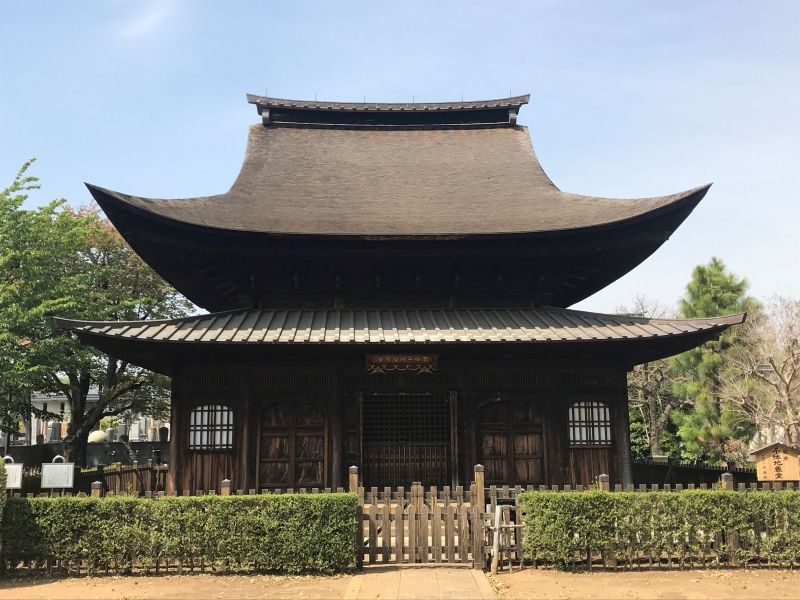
[490,505,501,574]
[411,481,423,511]
[355,500,363,569]
[349,466,359,493]
[598,474,610,492]
[720,473,738,565]
[474,464,486,510]
[90,481,103,498]
[221,479,231,496]
[720,472,734,491]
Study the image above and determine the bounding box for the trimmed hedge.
[0,461,6,518]
[2,493,358,575]
[520,490,800,569]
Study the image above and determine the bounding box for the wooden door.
[478,398,544,485]
[361,393,452,488]
[259,403,326,488]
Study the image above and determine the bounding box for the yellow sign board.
[751,443,800,482]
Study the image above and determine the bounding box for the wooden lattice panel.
[362,393,451,488]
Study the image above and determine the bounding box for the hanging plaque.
[41,456,75,489]
[365,354,438,374]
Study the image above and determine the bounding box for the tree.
[0,160,65,443]
[720,296,800,447]
[0,160,192,464]
[620,296,683,458]
[670,257,759,462]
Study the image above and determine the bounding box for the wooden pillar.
[449,390,459,487]
[167,375,183,494]
[613,374,633,486]
[330,381,343,489]
[241,377,253,491]
[545,392,567,486]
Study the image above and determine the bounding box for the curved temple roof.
[55,307,745,346]
[86,94,710,238]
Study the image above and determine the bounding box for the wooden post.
[349,466,359,493]
[474,464,486,511]
[719,473,739,565]
[412,481,423,560]
[90,481,103,498]
[330,387,343,490]
[491,505,502,574]
[221,478,231,496]
[412,481,423,512]
[356,501,364,569]
[721,472,734,491]
[598,474,610,492]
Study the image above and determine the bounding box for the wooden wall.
[166,359,632,494]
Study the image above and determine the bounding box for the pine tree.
[671,258,759,461]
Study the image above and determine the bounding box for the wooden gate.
[353,469,521,568]
[362,501,485,566]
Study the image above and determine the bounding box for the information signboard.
[4,457,22,489]
[41,456,75,489]
[752,443,800,482]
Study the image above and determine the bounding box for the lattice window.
[568,400,611,446]
[188,404,234,450]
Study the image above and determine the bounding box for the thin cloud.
[118,1,173,40]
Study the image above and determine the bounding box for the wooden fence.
[632,457,757,487]
[7,466,800,572]
[94,461,168,495]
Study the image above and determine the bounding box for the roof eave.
[85,182,712,241]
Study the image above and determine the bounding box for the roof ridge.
[246,94,531,111]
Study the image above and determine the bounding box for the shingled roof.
[55,308,744,346]
[87,93,710,236]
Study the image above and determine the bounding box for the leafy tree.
[0,160,192,464]
[620,296,683,458]
[670,257,759,461]
[0,160,65,442]
[720,296,800,447]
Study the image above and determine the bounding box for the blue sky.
[2,1,798,313]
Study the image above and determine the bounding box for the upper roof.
[246,93,530,115]
[87,93,710,236]
[245,94,528,128]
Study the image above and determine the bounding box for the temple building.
[57,94,744,493]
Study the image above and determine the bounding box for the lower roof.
[55,307,744,346]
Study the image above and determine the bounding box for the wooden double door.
[258,402,326,489]
[478,398,545,485]
[361,392,456,489]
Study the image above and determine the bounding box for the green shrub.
[519,489,800,569]
[0,460,6,543]
[2,493,358,575]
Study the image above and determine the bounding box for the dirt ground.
[5,568,800,600]
[491,568,800,600]
[0,573,354,600]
